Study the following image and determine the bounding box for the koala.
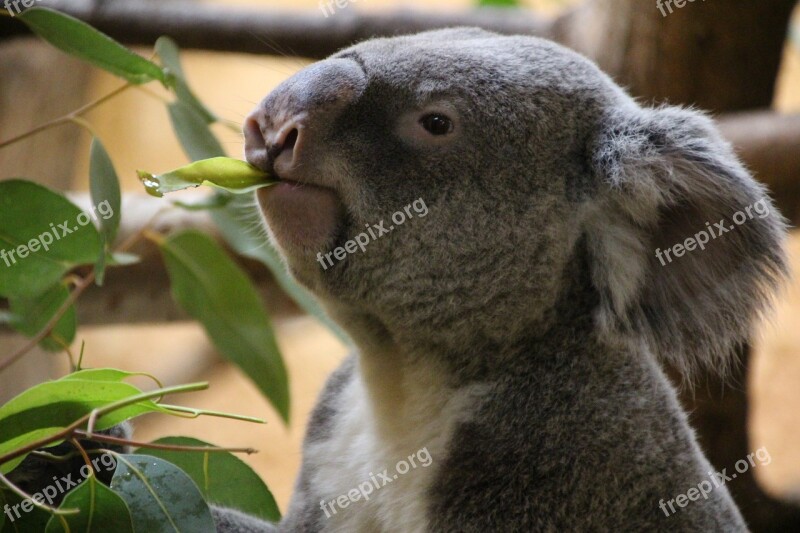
[213,28,788,532]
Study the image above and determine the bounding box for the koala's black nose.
[244,58,366,181]
[243,116,301,176]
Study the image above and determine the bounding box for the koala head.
[246,28,787,375]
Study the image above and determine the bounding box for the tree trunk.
[555,0,798,110]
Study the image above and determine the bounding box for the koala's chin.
[256,183,344,285]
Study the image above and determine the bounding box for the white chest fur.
[304,355,486,533]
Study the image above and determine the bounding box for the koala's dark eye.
[420,114,454,136]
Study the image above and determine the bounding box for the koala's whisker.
[245,31,310,71]
[235,56,300,78]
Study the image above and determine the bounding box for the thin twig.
[0,82,131,150]
[0,273,95,373]
[0,471,80,517]
[133,83,171,104]
[72,430,258,455]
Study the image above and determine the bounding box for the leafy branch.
[0,8,295,528]
[0,82,131,150]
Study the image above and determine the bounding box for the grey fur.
[220,28,788,531]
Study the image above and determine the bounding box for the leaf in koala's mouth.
[137,157,277,197]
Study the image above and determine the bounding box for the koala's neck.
[321,308,471,444]
[360,340,462,443]
[328,263,599,442]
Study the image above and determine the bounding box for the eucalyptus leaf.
[172,193,233,211]
[110,455,216,533]
[0,180,102,299]
[89,138,122,285]
[18,8,167,85]
[45,476,134,533]
[60,368,149,383]
[159,231,289,421]
[8,282,76,352]
[145,437,280,522]
[167,101,226,161]
[138,157,274,198]
[0,490,51,533]
[0,370,172,474]
[155,37,217,124]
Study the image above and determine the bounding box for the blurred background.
[1,0,799,528]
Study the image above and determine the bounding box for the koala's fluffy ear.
[586,105,788,379]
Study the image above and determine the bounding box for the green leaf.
[213,199,350,344]
[109,455,216,533]
[8,282,76,352]
[145,437,280,522]
[172,192,233,211]
[159,231,290,422]
[137,157,274,198]
[18,8,167,85]
[89,138,122,285]
[0,180,102,299]
[168,102,226,162]
[0,370,171,474]
[155,37,217,124]
[0,490,51,533]
[61,368,149,383]
[45,476,134,533]
[0,429,58,477]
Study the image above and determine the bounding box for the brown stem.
[0,471,78,517]
[0,82,130,150]
[0,274,95,373]
[72,429,258,455]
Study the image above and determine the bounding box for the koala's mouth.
[268,177,337,202]
[256,174,345,255]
